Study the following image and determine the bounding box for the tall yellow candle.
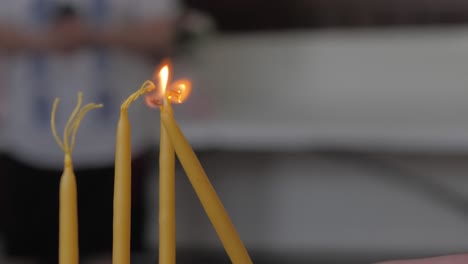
[113,81,154,264]
[51,92,102,264]
[159,109,176,264]
[149,63,177,264]
[160,102,253,264]
[113,108,131,264]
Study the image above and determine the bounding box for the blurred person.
[0,0,181,263]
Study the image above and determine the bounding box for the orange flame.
[168,80,192,104]
[145,60,192,108]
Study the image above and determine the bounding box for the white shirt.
[0,0,179,169]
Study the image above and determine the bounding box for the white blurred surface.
[175,27,468,151]
[146,152,468,255]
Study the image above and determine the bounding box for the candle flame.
[158,65,170,95]
[168,80,191,104]
[145,60,192,108]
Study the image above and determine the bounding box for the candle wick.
[51,98,65,152]
[51,92,103,156]
[63,92,84,152]
[121,80,155,111]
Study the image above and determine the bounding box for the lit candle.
[159,112,176,264]
[51,92,103,264]
[146,62,189,264]
[113,82,154,264]
[145,62,253,264]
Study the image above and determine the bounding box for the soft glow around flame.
[145,61,192,108]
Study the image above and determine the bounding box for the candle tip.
[64,154,73,168]
[121,80,155,111]
[145,60,192,109]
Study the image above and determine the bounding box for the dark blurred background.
[184,0,468,31]
[3,0,468,263]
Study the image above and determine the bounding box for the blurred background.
[3,0,468,263]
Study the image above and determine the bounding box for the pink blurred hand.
[378,254,468,264]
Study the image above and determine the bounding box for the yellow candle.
[113,82,154,264]
[51,92,102,264]
[59,155,78,264]
[113,109,131,264]
[159,105,176,264]
[152,61,177,264]
[160,102,253,264]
